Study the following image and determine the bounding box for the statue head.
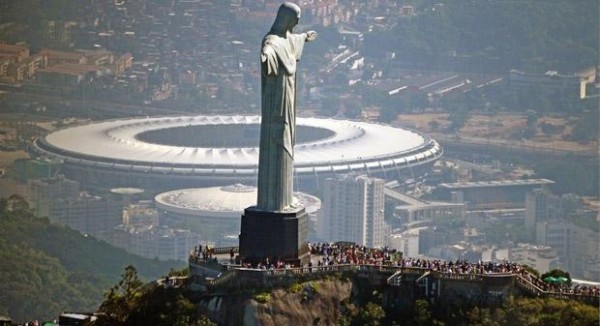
[270,2,301,35]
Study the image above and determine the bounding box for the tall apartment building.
[26,176,123,238]
[509,243,560,274]
[110,224,201,261]
[537,218,599,280]
[525,188,552,230]
[27,175,80,217]
[49,193,123,237]
[527,189,598,279]
[525,188,582,231]
[321,174,385,248]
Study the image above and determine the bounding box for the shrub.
[288,282,302,293]
[253,292,271,304]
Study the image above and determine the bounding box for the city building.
[0,43,30,62]
[537,219,599,280]
[320,174,385,248]
[526,189,587,231]
[385,187,465,224]
[27,175,80,217]
[105,202,201,261]
[0,46,133,86]
[525,188,553,231]
[122,202,159,227]
[38,49,87,65]
[110,224,201,261]
[509,67,596,99]
[43,20,77,45]
[418,225,452,257]
[0,43,47,83]
[509,243,561,274]
[49,193,123,237]
[437,179,554,210]
[387,230,420,258]
[26,176,123,237]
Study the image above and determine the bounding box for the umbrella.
[544,276,568,283]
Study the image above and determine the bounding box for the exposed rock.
[199,279,352,326]
[256,280,352,326]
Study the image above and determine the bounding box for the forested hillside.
[0,195,184,322]
[364,0,598,72]
[89,273,599,326]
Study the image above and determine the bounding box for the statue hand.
[305,31,317,42]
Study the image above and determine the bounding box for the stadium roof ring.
[32,115,442,186]
[154,184,321,219]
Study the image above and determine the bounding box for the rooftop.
[439,179,554,190]
[155,184,320,216]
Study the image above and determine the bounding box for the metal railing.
[191,253,600,304]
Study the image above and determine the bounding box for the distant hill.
[0,195,185,322]
[364,0,598,73]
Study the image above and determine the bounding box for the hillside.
[364,0,598,73]
[89,273,599,326]
[0,195,185,322]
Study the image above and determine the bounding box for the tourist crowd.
[192,242,599,297]
[308,242,599,297]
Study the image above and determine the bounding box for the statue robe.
[256,31,306,212]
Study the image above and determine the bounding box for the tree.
[534,158,599,196]
[466,307,499,326]
[3,194,32,216]
[93,265,216,326]
[344,100,363,119]
[353,302,385,326]
[428,120,440,131]
[319,95,340,117]
[570,111,599,143]
[378,106,398,123]
[447,108,470,132]
[96,265,144,325]
[521,265,540,278]
[413,299,433,326]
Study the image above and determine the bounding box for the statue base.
[239,206,309,266]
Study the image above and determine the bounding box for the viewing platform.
[187,244,599,306]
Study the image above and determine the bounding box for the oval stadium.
[32,115,442,192]
[154,184,321,245]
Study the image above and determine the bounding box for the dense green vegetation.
[364,0,598,73]
[89,265,599,325]
[91,265,214,326]
[420,296,598,326]
[533,157,599,196]
[0,195,184,322]
[341,296,599,326]
[359,0,599,122]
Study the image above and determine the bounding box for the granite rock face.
[198,279,353,326]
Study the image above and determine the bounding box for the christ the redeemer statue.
[240,2,315,266]
[256,2,317,212]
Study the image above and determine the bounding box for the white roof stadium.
[32,115,442,188]
[155,184,321,218]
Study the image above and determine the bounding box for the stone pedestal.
[239,206,309,266]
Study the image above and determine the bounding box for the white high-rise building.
[537,219,599,280]
[509,243,561,274]
[321,174,385,248]
[525,188,551,230]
